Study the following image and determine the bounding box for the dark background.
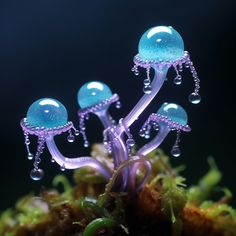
[0,0,235,210]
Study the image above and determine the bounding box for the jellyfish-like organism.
[77,81,120,148]
[132,26,201,104]
[20,98,111,181]
[20,25,201,193]
[138,102,191,157]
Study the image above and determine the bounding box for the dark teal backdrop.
[0,0,235,209]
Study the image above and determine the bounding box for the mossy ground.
[1,145,236,236]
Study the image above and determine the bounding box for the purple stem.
[129,121,170,189]
[120,67,168,132]
[137,123,170,156]
[46,135,111,181]
[95,109,129,190]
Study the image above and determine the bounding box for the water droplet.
[126,138,135,147]
[25,140,30,145]
[51,158,55,163]
[144,134,150,139]
[139,130,145,137]
[143,85,152,94]
[189,93,201,104]
[67,135,75,143]
[60,165,65,171]
[103,140,108,145]
[84,141,90,147]
[27,153,34,160]
[153,124,159,131]
[143,79,150,86]
[74,130,80,136]
[134,70,139,76]
[174,76,182,85]
[171,146,181,157]
[30,168,44,181]
[116,101,121,109]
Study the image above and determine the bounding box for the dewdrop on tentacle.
[133,26,201,103]
[20,98,78,180]
[77,81,120,149]
[140,102,191,157]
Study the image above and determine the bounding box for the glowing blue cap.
[157,102,188,125]
[77,81,113,109]
[26,98,68,128]
[138,26,184,62]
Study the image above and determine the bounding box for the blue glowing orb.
[77,81,113,109]
[157,103,188,125]
[27,98,68,128]
[138,26,184,62]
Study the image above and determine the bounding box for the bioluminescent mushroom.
[77,81,120,148]
[138,102,191,157]
[20,25,201,193]
[132,26,201,104]
[20,98,111,181]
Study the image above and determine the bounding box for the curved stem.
[95,110,129,190]
[128,124,170,189]
[120,67,167,131]
[137,124,170,156]
[46,135,111,181]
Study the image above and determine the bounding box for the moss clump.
[1,144,236,236]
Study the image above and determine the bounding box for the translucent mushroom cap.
[138,26,184,62]
[157,102,188,126]
[77,81,113,109]
[26,98,68,128]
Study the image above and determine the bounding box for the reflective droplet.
[51,158,55,163]
[60,165,65,171]
[189,93,201,104]
[84,141,90,147]
[139,130,145,137]
[67,135,75,143]
[116,101,121,109]
[27,153,34,160]
[174,76,182,85]
[126,138,135,147]
[171,146,181,157]
[74,130,80,136]
[143,85,152,94]
[144,134,150,139]
[30,168,44,181]
[153,124,159,131]
[25,140,30,145]
[103,140,108,145]
[35,158,41,164]
[143,79,150,86]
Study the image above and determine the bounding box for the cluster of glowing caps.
[25,81,114,129]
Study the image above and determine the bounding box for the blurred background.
[0,0,235,210]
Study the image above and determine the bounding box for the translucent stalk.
[121,67,167,131]
[95,110,129,190]
[129,124,170,189]
[46,135,111,180]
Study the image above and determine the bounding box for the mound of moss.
[1,144,236,236]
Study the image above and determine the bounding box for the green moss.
[0,148,235,236]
